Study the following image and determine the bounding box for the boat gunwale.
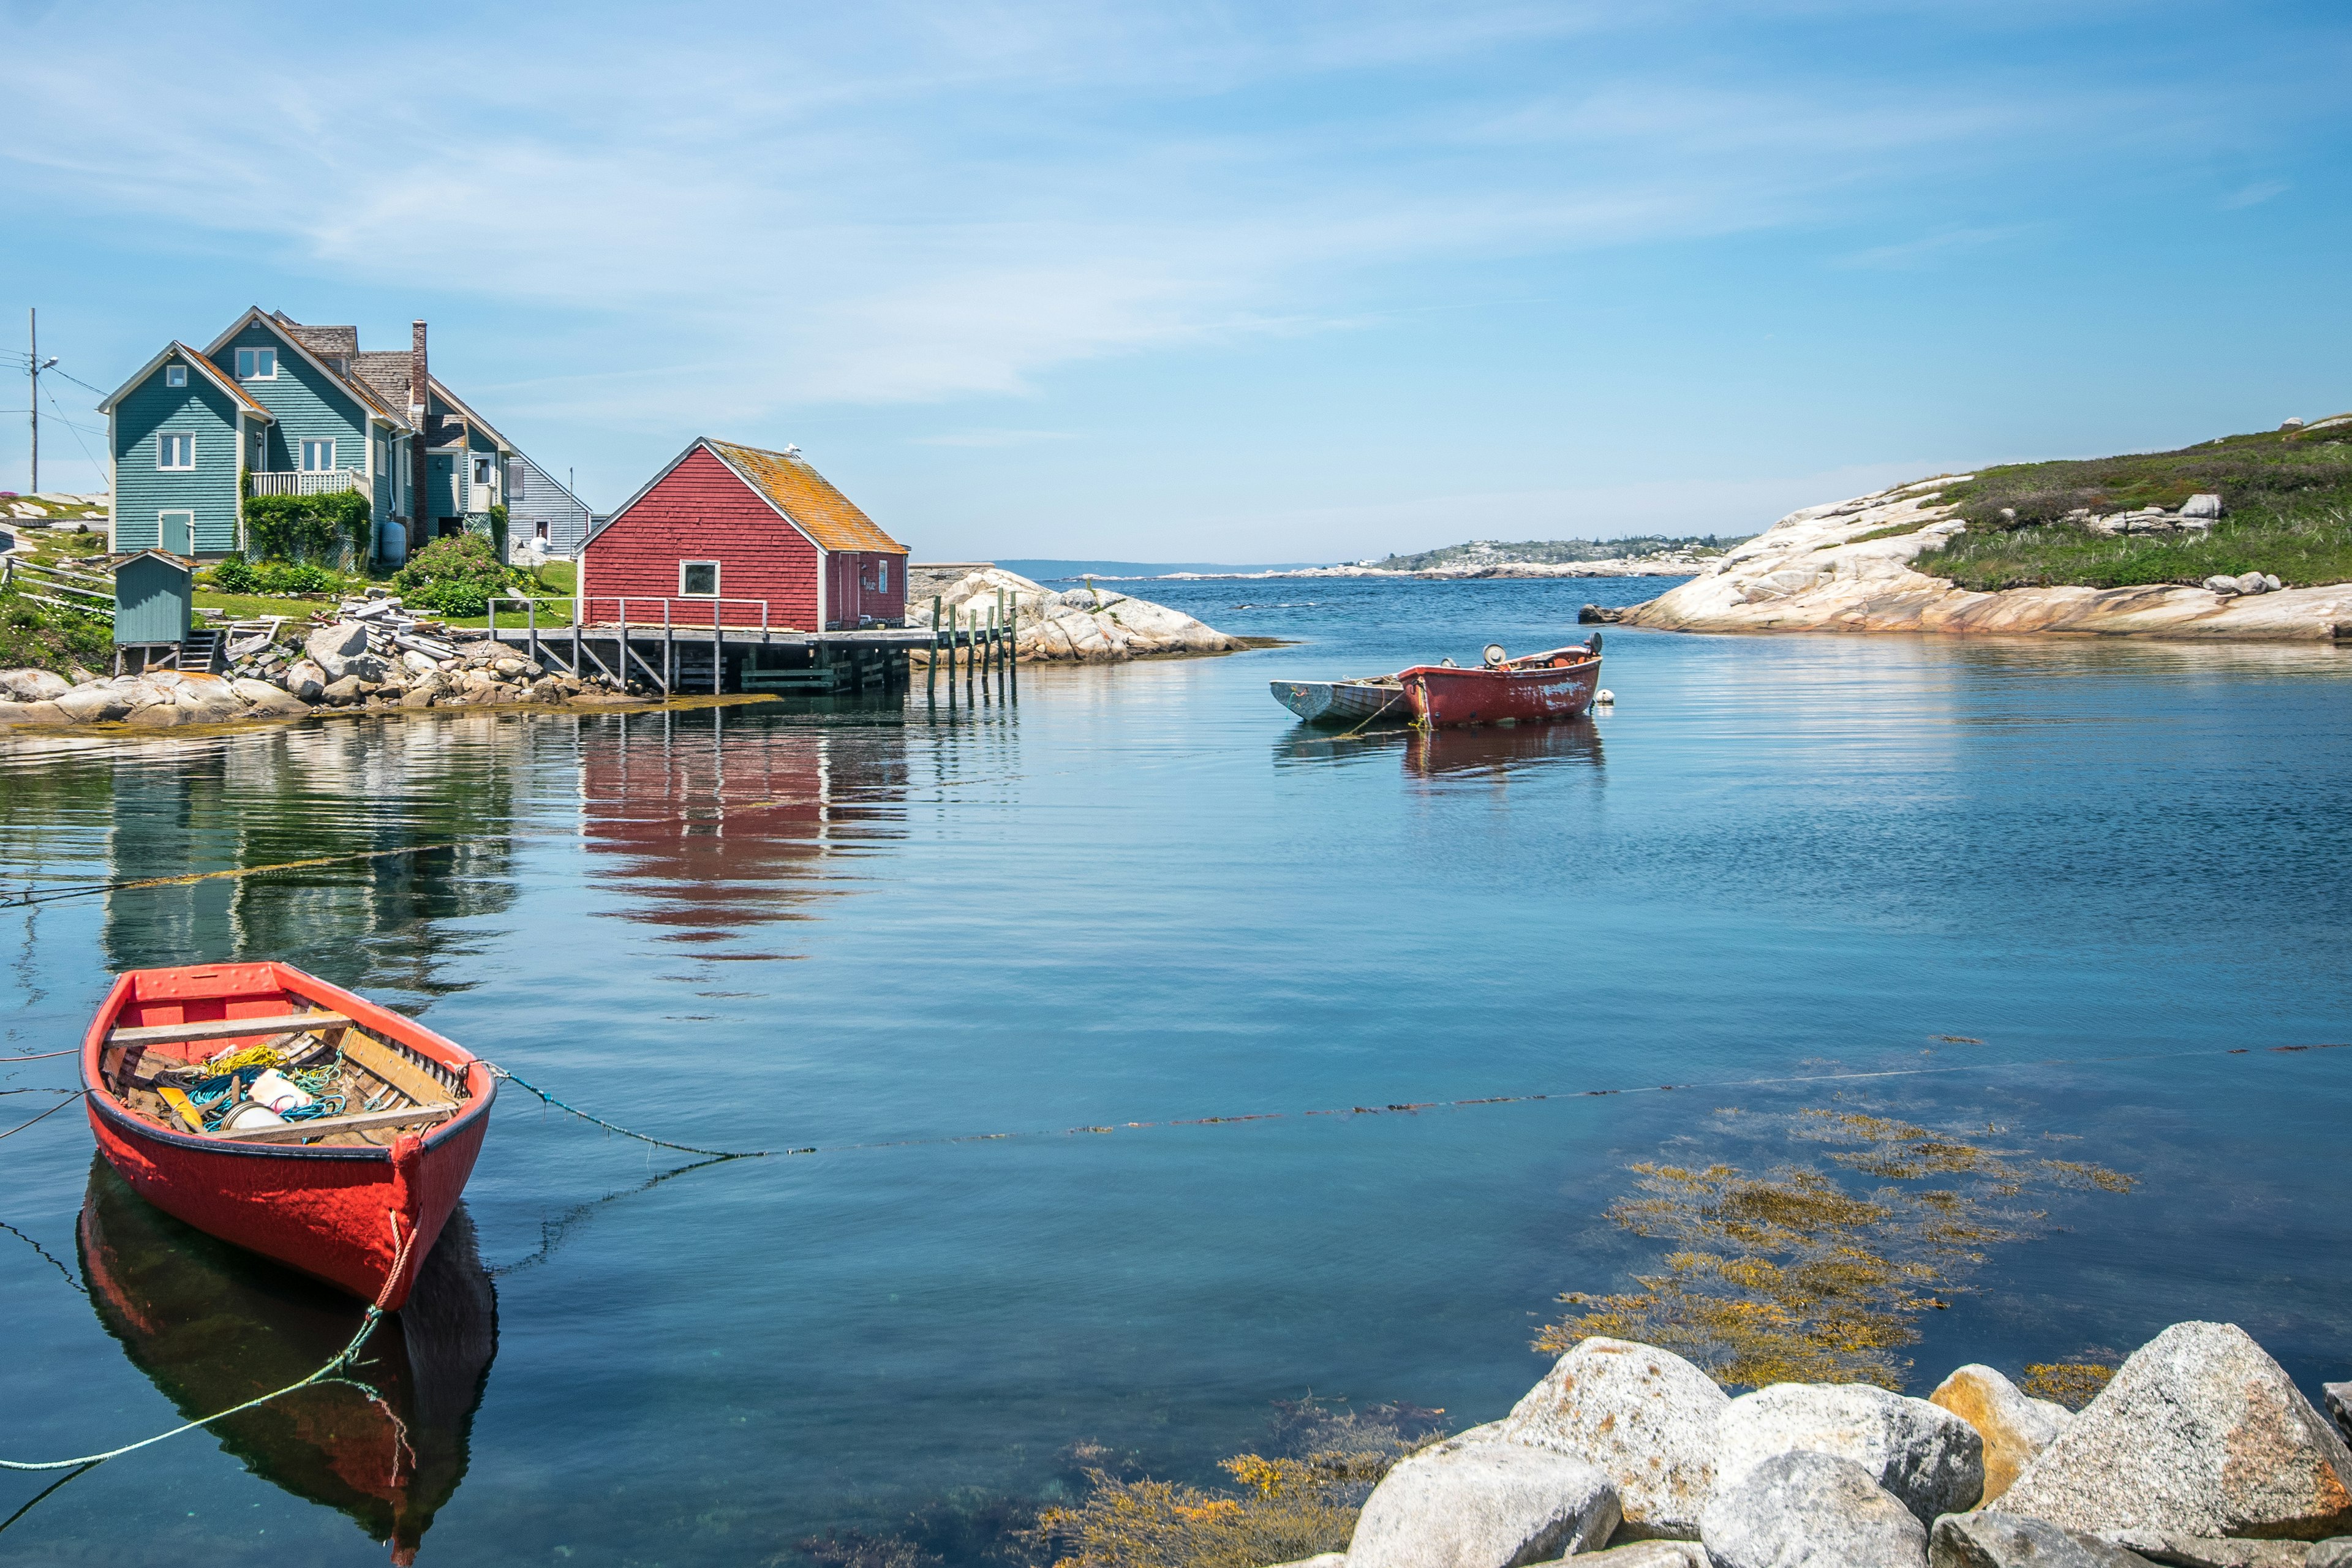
[81,963,496,1164]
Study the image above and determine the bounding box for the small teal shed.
[113,550,194,649]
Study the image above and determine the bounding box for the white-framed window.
[235,347,277,380]
[157,433,195,470]
[164,364,187,388]
[472,456,494,486]
[679,560,720,597]
[301,438,335,472]
[878,559,889,594]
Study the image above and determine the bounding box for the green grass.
[192,591,333,620]
[0,587,113,676]
[1913,417,2352,590]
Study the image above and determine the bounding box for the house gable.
[206,315,375,478]
[109,349,244,556]
[581,445,821,628]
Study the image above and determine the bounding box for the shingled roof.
[704,439,906,554]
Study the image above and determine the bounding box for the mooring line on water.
[0,1214,412,1474]
[485,1064,774,1159]
[0,1093,81,1143]
[0,843,464,910]
[0,1219,83,1296]
[1,1049,80,1062]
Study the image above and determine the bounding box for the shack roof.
[96,344,275,421]
[703,440,906,554]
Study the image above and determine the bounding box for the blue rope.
[486,1064,774,1159]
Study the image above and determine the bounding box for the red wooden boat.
[81,962,496,1311]
[1398,636,1604,728]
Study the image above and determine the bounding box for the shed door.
[160,512,192,555]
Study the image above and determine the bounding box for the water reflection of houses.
[99,720,526,993]
[579,707,910,944]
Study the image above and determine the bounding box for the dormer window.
[235,347,277,380]
[164,364,187,388]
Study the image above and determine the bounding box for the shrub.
[205,554,258,594]
[391,532,516,617]
[243,490,372,567]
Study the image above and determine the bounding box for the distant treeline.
[1362,534,1750,571]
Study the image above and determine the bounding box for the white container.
[248,1069,312,1114]
[222,1101,288,1133]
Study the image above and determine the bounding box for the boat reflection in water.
[1275,716,1605,779]
[76,1158,497,1563]
[1403,716,1605,778]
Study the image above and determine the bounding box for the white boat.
[1270,675,1409,726]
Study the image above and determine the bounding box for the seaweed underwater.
[1537,1104,2136,1392]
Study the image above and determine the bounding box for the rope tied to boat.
[0,1213,415,1473]
[483,1063,775,1159]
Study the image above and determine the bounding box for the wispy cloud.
[910,428,1078,448]
[2221,179,2288,209]
[1834,225,2024,270]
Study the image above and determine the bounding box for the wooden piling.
[928,597,940,702]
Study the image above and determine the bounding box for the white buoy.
[1594,689,1615,704]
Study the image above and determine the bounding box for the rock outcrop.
[1618,481,2352,640]
[1931,1510,2158,1567]
[907,565,1245,662]
[1999,1322,2352,1540]
[1498,1336,1728,1539]
[1346,1424,1621,1567]
[1931,1365,2072,1505]
[1700,1450,1929,1568]
[1716,1381,1985,1525]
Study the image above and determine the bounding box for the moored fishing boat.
[1269,673,1409,726]
[1398,635,1603,728]
[80,961,495,1310]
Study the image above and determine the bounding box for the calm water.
[4,575,2351,1564]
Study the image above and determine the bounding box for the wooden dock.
[487,590,1021,699]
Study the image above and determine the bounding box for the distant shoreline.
[1053,562,1704,583]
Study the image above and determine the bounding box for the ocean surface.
[4,574,2351,1564]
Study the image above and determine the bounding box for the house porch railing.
[249,469,365,497]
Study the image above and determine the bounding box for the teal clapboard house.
[112,549,194,649]
[98,309,529,567]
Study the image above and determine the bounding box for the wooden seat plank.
[339,1034,455,1109]
[108,1012,354,1049]
[198,1102,458,1144]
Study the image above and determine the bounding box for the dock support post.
[663,600,673,696]
[1007,592,1019,701]
[711,606,722,696]
[572,597,581,680]
[927,597,940,705]
[528,596,538,671]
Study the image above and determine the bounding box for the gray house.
[507,452,593,557]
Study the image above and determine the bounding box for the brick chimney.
[408,320,430,553]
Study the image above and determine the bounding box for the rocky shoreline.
[1272,1322,2352,1568]
[910,565,1250,660]
[1616,481,2352,640]
[0,617,637,729]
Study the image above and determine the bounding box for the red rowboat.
[1398,636,1604,728]
[81,962,496,1311]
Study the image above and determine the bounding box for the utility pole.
[26,309,58,496]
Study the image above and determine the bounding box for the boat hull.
[1270,677,1408,725]
[1399,653,1600,728]
[80,962,495,1311]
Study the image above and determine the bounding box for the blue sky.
[2,1,2346,561]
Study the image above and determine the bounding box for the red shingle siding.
[827,550,908,627]
[582,447,820,628]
